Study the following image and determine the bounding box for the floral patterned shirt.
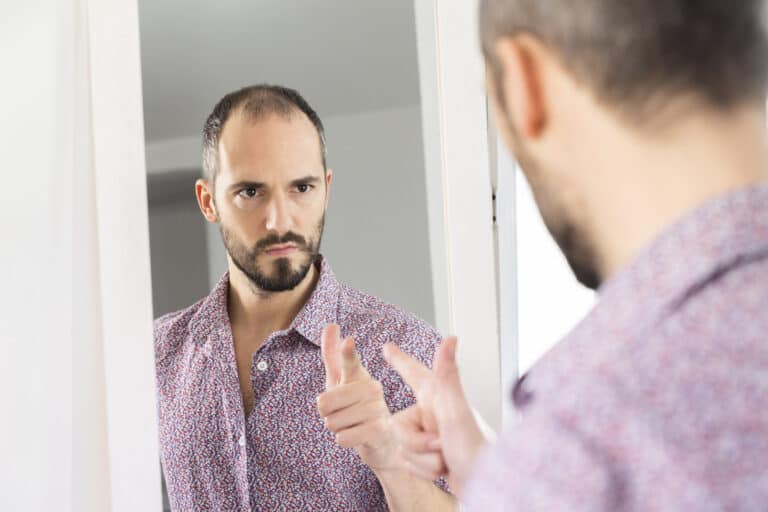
[155,257,443,511]
[465,185,768,511]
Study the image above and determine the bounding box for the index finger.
[321,324,342,388]
[340,337,368,384]
[382,342,430,393]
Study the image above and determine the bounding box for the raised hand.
[383,337,488,495]
[317,324,400,472]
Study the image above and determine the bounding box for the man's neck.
[226,259,321,335]
[582,104,768,284]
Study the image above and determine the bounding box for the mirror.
[139,1,446,509]
[141,1,436,325]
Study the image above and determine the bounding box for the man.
[154,85,455,511]
[384,1,768,510]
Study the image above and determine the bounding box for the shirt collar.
[189,255,341,349]
[189,271,230,349]
[512,183,768,411]
[597,183,768,325]
[290,255,341,347]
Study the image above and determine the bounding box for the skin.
[195,108,455,511]
[384,33,768,497]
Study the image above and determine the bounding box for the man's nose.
[265,194,293,234]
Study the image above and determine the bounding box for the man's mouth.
[264,244,298,257]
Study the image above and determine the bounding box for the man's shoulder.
[525,254,768,443]
[153,297,207,363]
[337,283,442,365]
[332,284,442,412]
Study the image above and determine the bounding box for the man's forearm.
[374,468,457,512]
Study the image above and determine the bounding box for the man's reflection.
[153,85,456,511]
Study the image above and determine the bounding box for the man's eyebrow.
[228,181,266,191]
[290,176,322,186]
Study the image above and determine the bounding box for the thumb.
[433,337,474,423]
[340,337,367,383]
[433,336,459,382]
[419,337,460,436]
[321,324,342,388]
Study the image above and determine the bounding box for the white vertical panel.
[87,0,162,509]
[0,0,160,512]
[1,1,76,510]
[490,131,520,426]
[414,0,502,430]
[414,0,451,336]
[72,0,112,509]
[1,1,160,510]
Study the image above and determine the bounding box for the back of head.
[480,0,768,122]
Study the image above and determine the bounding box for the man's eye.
[240,187,258,198]
[296,184,312,193]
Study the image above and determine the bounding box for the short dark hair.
[202,84,327,183]
[479,0,768,120]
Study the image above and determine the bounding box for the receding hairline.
[204,91,327,185]
[223,102,314,135]
[208,114,324,197]
[202,84,329,186]
[218,105,325,157]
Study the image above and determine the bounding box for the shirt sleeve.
[462,413,617,512]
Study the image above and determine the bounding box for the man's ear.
[323,168,333,211]
[195,178,218,223]
[492,35,548,138]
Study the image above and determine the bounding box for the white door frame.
[85,0,162,509]
[414,0,505,430]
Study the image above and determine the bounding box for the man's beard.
[487,60,601,289]
[505,121,602,290]
[221,216,324,293]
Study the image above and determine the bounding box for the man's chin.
[260,253,301,271]
[249,254,315,291]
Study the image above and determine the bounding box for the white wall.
[2,3,77,509]
[1,1,161,510]
[148,196,210,318]
[318,104,437,325]
[515,170,595,373]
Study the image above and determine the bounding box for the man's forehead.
[217,156,324,182]
[225,106,316,138]
[217,111,323,178]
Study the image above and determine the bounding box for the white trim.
[492,131,520,426]
[87,0,162,509]
[415,0,502,430]
[414,0,451,336]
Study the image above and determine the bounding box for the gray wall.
[148,170,211,319]
[324,105,435,324]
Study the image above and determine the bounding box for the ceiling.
[138,0,422,142]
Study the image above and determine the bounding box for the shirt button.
[238,434,246,447]
[256,360,268,372]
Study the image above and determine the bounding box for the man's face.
[486,61,602,290]
[213,110,330,293]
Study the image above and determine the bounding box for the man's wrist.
[372,464,411,485]
[373,465,453,512]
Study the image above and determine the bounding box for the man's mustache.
[254,232,308,253]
